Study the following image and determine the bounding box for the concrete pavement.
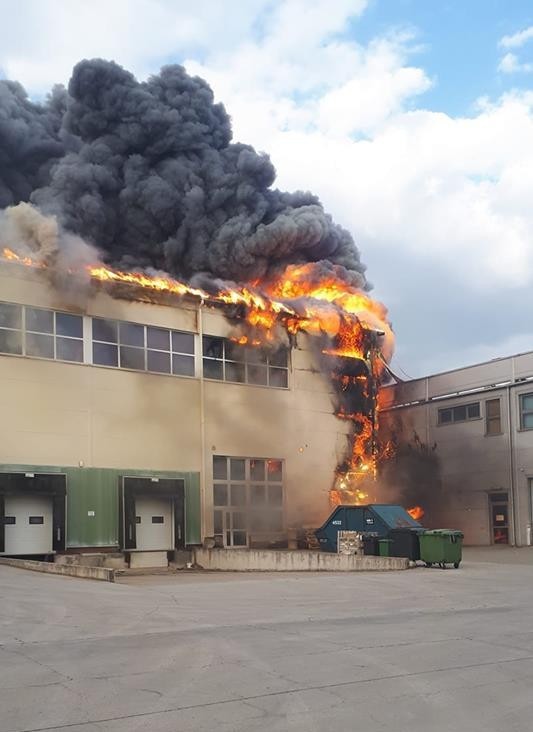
[1,547,533,731]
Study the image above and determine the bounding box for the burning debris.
[0,58,396,508]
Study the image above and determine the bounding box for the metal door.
[3,495,53,554]
[135,496,173,550]
[489,493,509,544]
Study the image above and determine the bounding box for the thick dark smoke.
[0,59,368,287]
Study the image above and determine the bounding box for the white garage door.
[3,495,53,555]
[135,497,173,551]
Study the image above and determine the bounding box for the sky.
[1,0,533,378]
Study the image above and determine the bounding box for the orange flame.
[407,506,424,521]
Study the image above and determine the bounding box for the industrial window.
[91,317,195,376]
[438,402,480,425]
[486,399,502,435]
[519,393,533,430]
[0,302,83,362]
[213,456,284,547]
[202,336,288,388]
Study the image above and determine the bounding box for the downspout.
[198,303,207,543]
[507,381,518,546]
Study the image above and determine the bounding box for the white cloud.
[0,0,271,92]
[498,52,533,74]
[499,25,533,50]
[3,0,533,372]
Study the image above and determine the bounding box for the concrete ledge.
[0,557,115,582]
[194,548,409,572]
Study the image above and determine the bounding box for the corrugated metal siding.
[0,464,201,548]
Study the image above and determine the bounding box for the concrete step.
[129,551,168,569]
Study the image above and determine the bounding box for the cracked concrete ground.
[1,547,533,732]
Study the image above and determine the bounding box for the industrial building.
[0,259,350,564]
[380,354,533,546]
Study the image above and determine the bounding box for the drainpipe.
[507,383,518,546]
[198,304,206,543]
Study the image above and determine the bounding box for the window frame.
[212,455,285,548]
[485,398,502,436]
[437,401,481,426]
[91,316,196,378]
[519,392,533,431]
[202,336,289,389]
[0,301,84,364]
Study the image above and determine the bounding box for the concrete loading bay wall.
[194,548,409,571]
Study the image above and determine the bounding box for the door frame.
[119,476,185,551]
[488,492,510,545]
[0,472,66,554]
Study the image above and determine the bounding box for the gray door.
[135,496,173,550]
[3,495,53,555]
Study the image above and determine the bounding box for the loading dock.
[119,477,185,553]
[0,473,66,556]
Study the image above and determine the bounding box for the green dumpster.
[420,530,463,569]
[378,538,393,557]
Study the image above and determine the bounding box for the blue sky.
[1,0,533,377]
[356,1,533,111]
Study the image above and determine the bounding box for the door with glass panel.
[212,456,284,548]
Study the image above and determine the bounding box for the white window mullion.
[83,315,92,364]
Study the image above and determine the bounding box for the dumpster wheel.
[454,562,460,569]
[425,562,432,568]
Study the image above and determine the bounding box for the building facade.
[380,354,533,546]
[0,261,349,558]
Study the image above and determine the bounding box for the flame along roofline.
[0,252,375,356]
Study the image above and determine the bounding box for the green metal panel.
[185,471,201,544]
[0,464,201,548]
[64,468,118,547]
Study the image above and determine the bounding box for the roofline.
[391,349,533,385]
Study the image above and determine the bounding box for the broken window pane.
[203,335,223,359]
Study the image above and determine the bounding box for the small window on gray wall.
[520,393,533,430]
[438,402,481,425]
[486,399,502,435]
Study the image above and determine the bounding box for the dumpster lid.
[371,504,423,529]
[423,529,464,537]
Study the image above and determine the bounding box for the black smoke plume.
[1,59,368,287]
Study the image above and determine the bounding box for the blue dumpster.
[315,504,423,553]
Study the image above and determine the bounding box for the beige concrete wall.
[0,262,347,539]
